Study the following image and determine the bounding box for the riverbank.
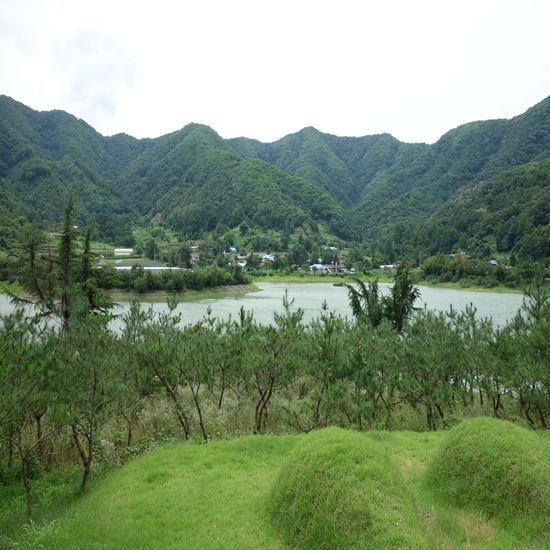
[107,283,258,302]
[250,272,394,284]
[1,281,525,327]
[418,280,522,293]
[249,273,522,293]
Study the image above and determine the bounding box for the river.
[166,282,524,328]
[0,282,525,329]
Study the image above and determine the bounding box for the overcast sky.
[1,0,549,144]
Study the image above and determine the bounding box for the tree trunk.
[190,382,208,442]
[34,408,47,460]
[161,377,190,439]
[537,405,547,429]
[15,428,33,517]
[174,399,191,440]
[121,408,133,447]
[426,401,434,431]
[492,393,502,418]
[435,402,445,424]
[218,370,226,410]
[520,397,535,428]
[21,452,32,517]
[253,385,272,434]
[72,424,92,493]
[7,428,14,469]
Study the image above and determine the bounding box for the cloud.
[52,29,136,128]
[1,0,549,143]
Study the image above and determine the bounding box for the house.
[114,248,133,257]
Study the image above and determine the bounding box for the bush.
[426,417,550,523]
[268,427,431,549]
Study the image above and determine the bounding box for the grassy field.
[2,419,548,549]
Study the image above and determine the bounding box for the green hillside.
[229,127,426,209]
[354,98,550,242]
[0,97,354,248]
[114,123,355,240]
[0,96,139,244]
[413,157,550,261]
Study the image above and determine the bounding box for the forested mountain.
[414,158,550,260]
[229,128,427,209]
[0,96,146,247]
[354,99,550,244]
[230,98,550,244]
[114,123,355,239]
[0,96,355,246]
[1,94,549,264]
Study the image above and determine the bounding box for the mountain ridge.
[0,94,549,264]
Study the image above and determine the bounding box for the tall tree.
[132,298,192,439]
[54,316,123,492]
[344,262,420,332]
[505,281,550,427]
[248,292,304,434]
[385,262,421,332]
[12,195,115,328]
[344,278,385,328]
[0,308,54,515]
[57,194,78,327]
[398,309,461,430]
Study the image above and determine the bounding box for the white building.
[114,248,133,257]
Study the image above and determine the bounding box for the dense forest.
[1,94,549,276]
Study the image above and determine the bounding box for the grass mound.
[426,417,550,523]
[268,427,431,549]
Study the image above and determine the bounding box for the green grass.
[3,422,549,549]
[425,417,550,541]
[5,436,298,549]
[268,428,435,548]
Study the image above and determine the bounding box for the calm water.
[0,282,526,329]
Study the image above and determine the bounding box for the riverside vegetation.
[1,201,550,548]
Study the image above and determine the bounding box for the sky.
[1,0,549,144]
